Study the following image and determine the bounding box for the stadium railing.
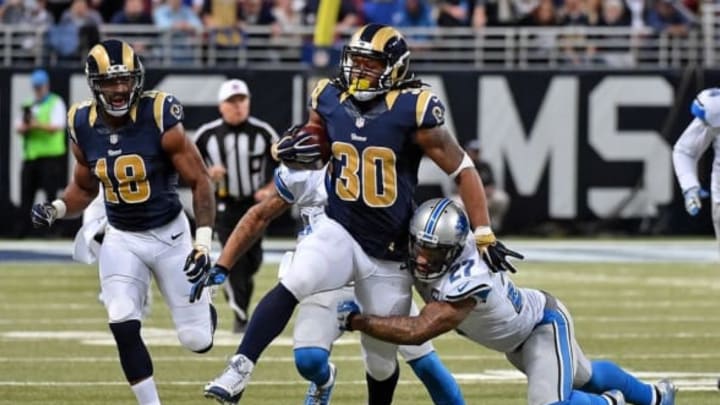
[3,4,719,70]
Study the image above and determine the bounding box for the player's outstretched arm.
[342,298,475,346]
[416,126,490,230]
[31,143,99,228]
[216,191,291,270]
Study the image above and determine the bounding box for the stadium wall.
[1,68,714,236]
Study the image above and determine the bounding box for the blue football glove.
[337,300,360,331]
[683,187,710,216]
[31,202,57,228]
[272,125,323,167]
[189,264,229,303]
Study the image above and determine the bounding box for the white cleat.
[203,354,254,404]
[656,379,677,405]
[602,389,626,405]
[304,363,337,405]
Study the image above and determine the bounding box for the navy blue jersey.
[311,79,446,260]
[68,91,184,231]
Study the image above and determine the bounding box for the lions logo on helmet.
[85,39,144,117]
[408,198,469,282]
[340,24,410,101]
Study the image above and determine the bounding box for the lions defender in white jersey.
[340,199,678,405]
[673,88,720,252]
[186,164,464,404]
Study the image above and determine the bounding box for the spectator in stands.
[202,0,244,63]
[480,0,540,26]
[1,0,51,25]
[302,0,359,34]
[15,69,68,237]
[271,0,302,32]
[437,0,471,26]
[518,0,558,63]
[394,0,434,28]
[110,0,153,24]
[50,0,101,61]
[646,0,693,36]
[594,0,634,66]
[240,0,278,32]
[154,0,204,64]
[363,0,400,25]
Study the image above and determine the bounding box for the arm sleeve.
[673,118,715,192]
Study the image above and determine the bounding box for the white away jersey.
[273,164,328,224]
[414,236,546,353]
[673,88,720,202]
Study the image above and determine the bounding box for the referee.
[194,79,279,333]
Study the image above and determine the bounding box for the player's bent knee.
[365,358,398,381]
[294,347,329,381]
[107,298,141,323]
[177,328,213,353]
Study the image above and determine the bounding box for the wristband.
[51,199,67,219]
[195,226,213,249]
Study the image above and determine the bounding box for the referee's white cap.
[218,79,250,102]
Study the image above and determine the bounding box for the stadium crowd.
[0,0,700,62]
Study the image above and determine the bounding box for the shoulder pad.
[309,79,332,111]
[442,259,493,303]
[143,91,184,133]
[67,100,93,144]
[397,89,445,129]
[692,88,720,128]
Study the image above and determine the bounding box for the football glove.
[683,187,709,216]
[183,244,211,284]
[482,241,524,273]
[31,202,57,228]
[337,300,360,332]
[189,264,229,304]
[273,125,323,166]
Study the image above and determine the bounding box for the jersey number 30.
[333,142,397,207]
[95,154,151,204]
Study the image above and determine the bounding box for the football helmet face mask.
[408,198,470,282]
[85,39,144,117]
[340,24,410,102]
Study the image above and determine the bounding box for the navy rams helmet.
[408,198,470,282]
[85,39,144,117]
[340,24,410,101]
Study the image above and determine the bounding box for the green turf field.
[0,260,717,404]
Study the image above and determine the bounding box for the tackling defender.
[339,198,678,405]
[673,88,720,252]
[31,39,217,405]
[186,164,464,404]
[197,23,519,404]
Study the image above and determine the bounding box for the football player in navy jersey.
[31,39,217,405]
[197,24,518,405]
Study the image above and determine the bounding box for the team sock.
[407,352,465,405]
[581,360,655,405]
[236,283,298,363]
[367,365,399,405]
[130,377,161,405]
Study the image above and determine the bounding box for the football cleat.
[656,379,677,405]
[304,363,337,405]
[602,389,626,405]
[204,354,254,404]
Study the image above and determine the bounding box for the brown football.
[296,124,331,167]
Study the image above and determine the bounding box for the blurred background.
[0,0,717,240]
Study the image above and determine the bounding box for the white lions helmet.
[408,198,470,282]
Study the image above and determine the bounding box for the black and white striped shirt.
[193,117,279,201]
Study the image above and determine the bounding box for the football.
[294,124,331,169]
